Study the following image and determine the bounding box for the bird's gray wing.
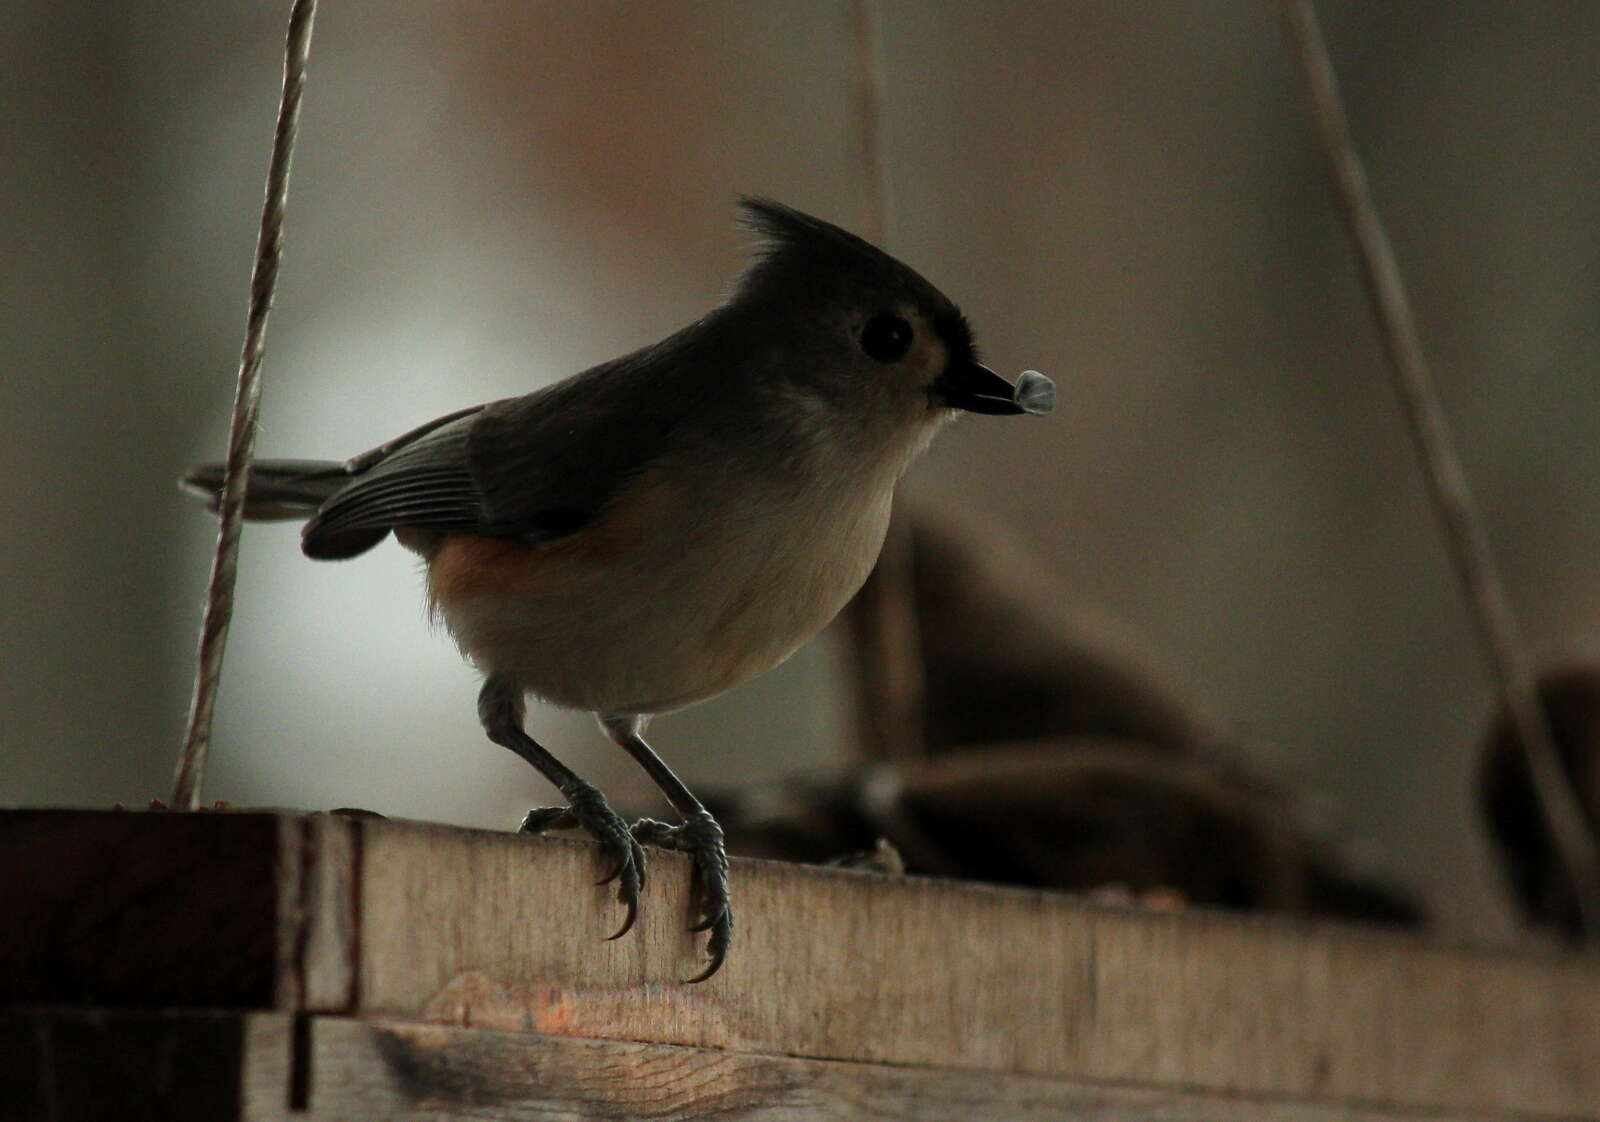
[465,353,687,536]
[301,408,486,559]
[301,346,691,559]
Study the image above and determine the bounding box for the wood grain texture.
[352,818,1600,1119]
[281,1016,1514,1122]
[1,1009,1519,1122]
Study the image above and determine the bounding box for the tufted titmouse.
[182,198,1054,980]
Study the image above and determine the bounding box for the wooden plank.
[0,810,291,1009]
[0,809,361,1014]
[300,814,359,1011]
[279,1016,1520,1122]
[353,817,1600,1119]
[0,1007,249,1122]
[5,810,1599,1117]
[0,1008,1518,1122]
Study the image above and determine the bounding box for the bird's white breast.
[428,419,924,716]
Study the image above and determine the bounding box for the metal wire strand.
[173,0,319,809]
[845,0,930,765]
[1280,0,1600,936]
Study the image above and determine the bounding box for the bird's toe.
[520,781,647,939]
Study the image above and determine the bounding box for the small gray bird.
[182,198,1053,980]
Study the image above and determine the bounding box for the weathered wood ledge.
[3,808,1597,1120]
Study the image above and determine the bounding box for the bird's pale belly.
[421,483,894,715]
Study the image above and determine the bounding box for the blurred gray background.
[3,2,1597,940]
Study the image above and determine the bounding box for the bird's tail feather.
[179,459,350,521]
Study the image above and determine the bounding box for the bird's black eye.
[860,313,913,363]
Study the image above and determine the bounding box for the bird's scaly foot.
[631,809,732,982]
[520,780,647,940]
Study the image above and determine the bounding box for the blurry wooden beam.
[847,506,928,762]
[842,504,1210,759]
[706,740,1421,926]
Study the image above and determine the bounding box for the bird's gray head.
[729,198,1054,430]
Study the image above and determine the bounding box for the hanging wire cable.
[853,0,893,247]
[174,0,319,809]
[847,0,928,763]
[1280,0,1600,936]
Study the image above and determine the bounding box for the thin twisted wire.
[1281,0,1600,935]
[853,0,892,247]
[847,0,927,763]
[174,0,319,809]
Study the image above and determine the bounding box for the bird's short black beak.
[933,362,1055,416]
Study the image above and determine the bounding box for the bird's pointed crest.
[733,196,949,312]
[738,197,888,267]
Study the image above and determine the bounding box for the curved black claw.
[519,805,578,834]
[520,781,647,941]
[630,810,733,982]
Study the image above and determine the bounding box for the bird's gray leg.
[478,675,646,940]
[599,713,732,983]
